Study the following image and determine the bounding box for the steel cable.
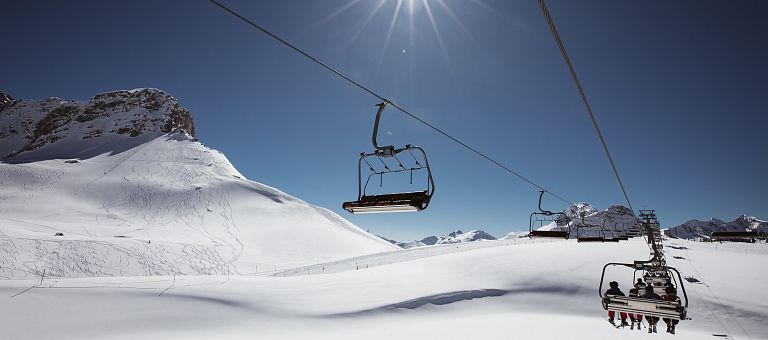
[536,0,633,212]
[207,0,573,206]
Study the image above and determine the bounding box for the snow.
[501,231,529,239]
[2,90,765,339]
[1,238,766,339]
[0,131,396,278]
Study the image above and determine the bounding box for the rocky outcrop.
[0,91,16,110]
[0,88,195,159]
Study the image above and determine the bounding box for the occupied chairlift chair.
[600,262,688,320]
[528,190,571,239]
[342,102,436,214]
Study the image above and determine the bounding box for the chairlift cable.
[536,0,633,212]
[207,0,573,206]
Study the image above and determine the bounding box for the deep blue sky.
[3,0,766,241]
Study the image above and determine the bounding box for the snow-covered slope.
[666,215,768,240]
[2,238,765,340]
[0,89,396,279]
[500,231,529,239]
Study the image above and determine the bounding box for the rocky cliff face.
[0,88,194,160]
[555,202,599,225]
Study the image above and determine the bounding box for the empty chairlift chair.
[528,190,571,239]
[343,102,436,214]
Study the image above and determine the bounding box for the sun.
[301,0,504,78]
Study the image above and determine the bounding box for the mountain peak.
[0,88,195,160]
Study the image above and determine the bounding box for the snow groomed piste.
[2,235,766,339]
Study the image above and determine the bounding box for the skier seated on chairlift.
[642,285,662,333]
[627,288,644,331]
[605,281,629,327]
[662,286,681,334]
[634,278,646,290]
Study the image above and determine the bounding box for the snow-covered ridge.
[386,229,497,249]
[0,88,396,279]
[665,215,767,240]
[0,88,194,160]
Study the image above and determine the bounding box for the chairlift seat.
[343,190,430,214]
[577,237,605,243]
[529,230,569,238]
[711,231,759,242]
[603,296,686,320]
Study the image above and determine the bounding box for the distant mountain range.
[665,215,767,240]
[381,229,497,249]
[380,206,766,248]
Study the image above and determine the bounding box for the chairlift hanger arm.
[536,190,553,215]
[371,102,395,154]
